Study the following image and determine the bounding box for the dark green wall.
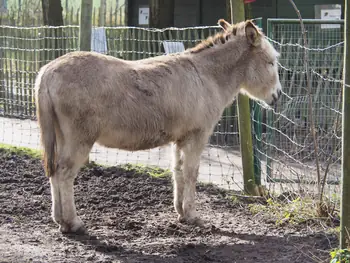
[174,0,200,27]
[250,0,343,32]
[276,0,343,19]
[200,0,226,26]
[128,0,148,26]
[249,0,277,30]
[128,0,202,27]
[128,0,345,28]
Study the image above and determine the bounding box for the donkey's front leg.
[181,161,201,224]
[172,143,184,218]
[178,134,207,225]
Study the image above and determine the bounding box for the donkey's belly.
[96,130,174,151]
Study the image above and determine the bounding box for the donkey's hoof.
[60,224,87,235]
[59,218,86,234]
[178,215,204,226]
[74,225,88,235]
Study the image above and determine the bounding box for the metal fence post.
[341,0,350,249]
[266,19,273,183]
[0,23,4,116]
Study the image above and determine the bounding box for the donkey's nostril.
[272,93,278,102]
[278,89,282,97]
[269,99,276,106]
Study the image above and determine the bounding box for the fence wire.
[254,20,343,199]
[0,22,344,197]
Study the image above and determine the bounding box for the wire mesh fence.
[0,25,79,118]
[0,19,345,197]
[254,19,343,199]
[0,24,245,190]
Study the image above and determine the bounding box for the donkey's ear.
[218,19,231,32]
[245,20,261,46]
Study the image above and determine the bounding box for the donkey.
[34,19,282,233]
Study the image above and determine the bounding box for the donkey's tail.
[34,64,57,177]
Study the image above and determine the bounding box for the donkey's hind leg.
[50,140,92,233]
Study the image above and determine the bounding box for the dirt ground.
[0,149,338,263]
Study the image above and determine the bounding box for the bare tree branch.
[287,0,322,201]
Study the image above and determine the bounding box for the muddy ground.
[0,149,338,263]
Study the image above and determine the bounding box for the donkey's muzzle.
[269,89,282,106]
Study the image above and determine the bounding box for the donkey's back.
[36,51,218,152]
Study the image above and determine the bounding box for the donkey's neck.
[188,38,249,106]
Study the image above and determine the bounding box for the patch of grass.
[330,248,350,263]
[0,143,42,159]
[119,163,171,178]
[82,160,109,170]
[248,197,321,226]
[327,226,341,237]
[0,144,171,179]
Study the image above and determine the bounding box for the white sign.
[139,7,149,25]
[91,27,108,54]
[321,8,341,29]
[163,41,185,54]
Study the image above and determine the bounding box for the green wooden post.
[99,0,106,27]
[230,0,259,195]
[341,0,350,249]
[79,0,92,165]
[79,0,93,52]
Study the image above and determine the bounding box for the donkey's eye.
[268,62,274,66]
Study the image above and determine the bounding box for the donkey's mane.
[189,20,264,54]
[190,26,238,54]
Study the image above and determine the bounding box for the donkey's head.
[219,19,282,106]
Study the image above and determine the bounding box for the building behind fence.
[0,18,344,198]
